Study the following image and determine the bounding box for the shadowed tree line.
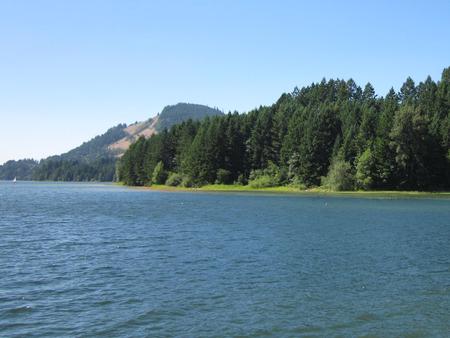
[0,159,38,180]
[118,68,450,191]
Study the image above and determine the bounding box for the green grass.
[137,184,450,198]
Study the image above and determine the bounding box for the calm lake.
[0,182,449,337]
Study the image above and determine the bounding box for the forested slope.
[118,68,450,191]
[156,103,223,132]
[32,124,127,181]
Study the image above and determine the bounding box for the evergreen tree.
[117,67,450,191]
[399,77,417,105]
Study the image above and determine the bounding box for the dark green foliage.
[119,68,450,191]
[400,77,417,105]
[156,103,223,132]
[32,157,117,182]
[0,159,38,180]
[165,172,183,186]
[390,105,447,190]
[248,107,277,169]
[216,169,232,184]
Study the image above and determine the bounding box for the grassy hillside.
[108,103,223,156]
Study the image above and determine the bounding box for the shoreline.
[6,181,450,198]
[124,183,450,199]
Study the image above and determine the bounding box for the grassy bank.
[128,183,450,198]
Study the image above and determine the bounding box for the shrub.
[181,175,195,188]
[248,162,283,188]
[289,176,306,190]
[249,169,264,181]
[322,159,355,191]
[215,169,232,184]
[235,173,247,185]
[165,172,183,186]
[249,175,277,188]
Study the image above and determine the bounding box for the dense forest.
[31,124,127,181]
[32,157,118,181]
[118,68,450,191]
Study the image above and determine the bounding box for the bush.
[249,175,277,188]
[249,169,264,181]
[165,172,183,186]
[322,159,355,191]
[235,174,247,185]
[215,169,232,184]
[289,176,306,190]
[248,162,283,188]
[181,175,195,188]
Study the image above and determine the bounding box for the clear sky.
[1,0,450,164]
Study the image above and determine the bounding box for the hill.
[109,103,222,155]
[3,103,222,181]
[61,124,128,161]
[157,103,223,132]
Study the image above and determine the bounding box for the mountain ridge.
[0,103,223,181]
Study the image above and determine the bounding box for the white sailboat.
[13,177,16,183]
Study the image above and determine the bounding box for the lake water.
[0,182,449,337]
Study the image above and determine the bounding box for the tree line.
[32,157,117,181]
[7,124,127,182]
[118,68,450,191]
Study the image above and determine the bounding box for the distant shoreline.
[5,181,450,198]
[125,183,450,199]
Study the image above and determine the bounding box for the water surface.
[1,182,449,337]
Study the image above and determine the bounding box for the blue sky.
[1,0,450,163]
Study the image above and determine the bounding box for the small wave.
[94,299,114,306]
[3,305,33,315]
[120,298,142,305]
